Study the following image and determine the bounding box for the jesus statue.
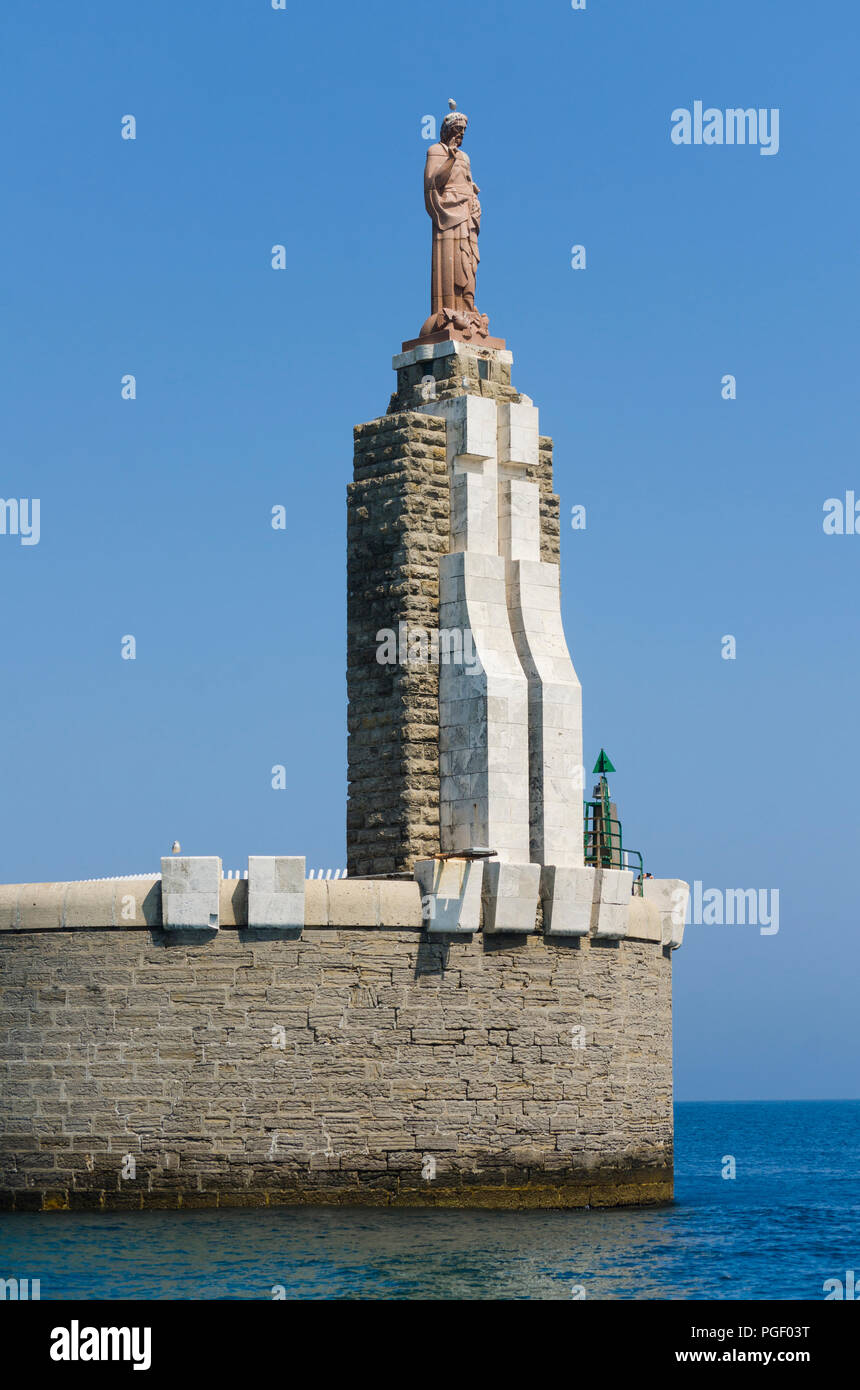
[419,102,493,343]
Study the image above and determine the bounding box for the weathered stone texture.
[347,413,450,877]
[0,926,673,1210]
[538,435,561,566]
[387,345,518,414]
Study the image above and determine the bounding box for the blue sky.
[2,0,858,1102]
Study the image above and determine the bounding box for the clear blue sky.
[2,0,858,1103]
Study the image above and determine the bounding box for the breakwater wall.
[0,876,675,1210]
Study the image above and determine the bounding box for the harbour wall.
[0,877,674,1210]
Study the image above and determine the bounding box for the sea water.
[1,1101,857,1300]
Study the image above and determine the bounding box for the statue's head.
[440,109,468,149]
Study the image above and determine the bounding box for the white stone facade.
[415,345,584,910]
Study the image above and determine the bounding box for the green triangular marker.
[593,749,616,775]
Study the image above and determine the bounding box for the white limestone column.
[497,404,584,867]
[420,394,531,863]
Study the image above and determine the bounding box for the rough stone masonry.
[0,877,675,1210]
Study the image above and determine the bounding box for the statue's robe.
[424,143,481,321]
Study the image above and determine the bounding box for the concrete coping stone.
[393,341,514,371]
[0,870,683,947]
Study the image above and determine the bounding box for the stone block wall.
[0,919,673,1211]
[347,413,450,877]
[538,435,561,567]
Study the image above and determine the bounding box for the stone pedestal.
[346,340,563,880]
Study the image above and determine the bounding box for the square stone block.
[247,856,305,930]
[449,470,496,555]
[591,869,634,939]
[540,864,596,936]
[643,877,689,949]
[498,402,539,468]
[449,394,498,465]
[414,858,482,933]
[593,902,628,939]
[598,868,635,906]
[482,861,541,933]
[14,883,64,930]
[499,478,540,564]
[326,880,379,928]
[626,897,663,943]
[161,856,221,931]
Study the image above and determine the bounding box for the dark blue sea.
[1,1101,858,1299]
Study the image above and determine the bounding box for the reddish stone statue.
[416,103,501,347]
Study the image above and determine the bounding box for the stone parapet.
[0,872,684,942]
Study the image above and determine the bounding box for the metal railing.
[583,806,645,896]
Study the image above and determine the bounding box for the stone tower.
[347,341,579,885]
[346,100,689,943]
